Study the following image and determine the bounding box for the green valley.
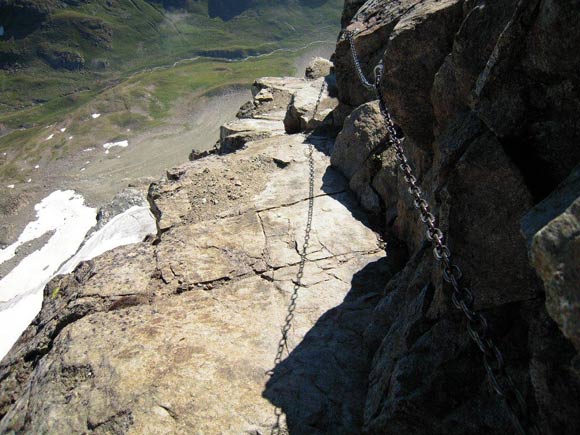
[0,0,342,179]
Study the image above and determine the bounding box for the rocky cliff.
[1,0,579,434]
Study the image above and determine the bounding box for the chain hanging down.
[346,30,538,435]
[269,81,326,435]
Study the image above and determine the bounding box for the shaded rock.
[330,1,580,433]
[430,131,538,313]
[331,101,388,213]
[341,0,367,27]
[522,165,580,246]
[431,0,518,134]
[335,0,426,107]
[378,0,464,148]
[472,0,580,197]
[531,190,580,352]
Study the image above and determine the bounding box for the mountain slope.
[0,0,341,110]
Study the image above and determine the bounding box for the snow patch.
[59,206,156,275]
[91,113,101,119]
[0,193,156,359]
[60,128,67,133]
[6,184,14,189]
[0,190,96,358]
[45,134,54,141]
[103,140,128,151]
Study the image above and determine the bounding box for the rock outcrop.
[329,0,580,433]
[1,1,579,434]
[0,62,392,433]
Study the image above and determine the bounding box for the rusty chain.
[346,30,538,435]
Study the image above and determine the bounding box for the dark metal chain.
[346,29,375,91]
[346,30,538,435]
[269,82,324,435]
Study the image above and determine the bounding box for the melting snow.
[45,134,54,141]
[91,113,101,119]
[0,192,156,359]
[6,184,14,189]
[59,206,156,275]
[60,128,66,133]
[83,148,94,152]
[0,191,96,358]
[103,140,128,151]
[34,165,40,169]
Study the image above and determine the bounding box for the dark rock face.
[330,0,580,433]
[0,0,50,40]
[341,0,366,27]
[38,45,85,70]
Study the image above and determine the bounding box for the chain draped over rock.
[345,30,538,435]
[269,81,326,435]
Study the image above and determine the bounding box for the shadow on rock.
[263,257,393,434]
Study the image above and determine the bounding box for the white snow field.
[0,191,156,359]
[103,140,129,154]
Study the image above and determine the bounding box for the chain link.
[346,30,376,91]
[346,29,538,435]
[269,82,325,435]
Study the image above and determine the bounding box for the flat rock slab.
[0,125,386,434]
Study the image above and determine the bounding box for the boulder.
[527,167,580,352]
[237,77,308,121]
[283,78,338,134]
[305,57,333,80]
[219,118,285,153]
[331,101,388,214]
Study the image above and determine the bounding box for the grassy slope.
[0,0,341,179]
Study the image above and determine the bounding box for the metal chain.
[346,30,375,91]
[346,30,538,435]
[269,81,325,435]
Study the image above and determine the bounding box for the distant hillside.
[0,0,340,70]
[0,0,341,113]
[0,0,341,183]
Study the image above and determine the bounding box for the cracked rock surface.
[0,74,388,433]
